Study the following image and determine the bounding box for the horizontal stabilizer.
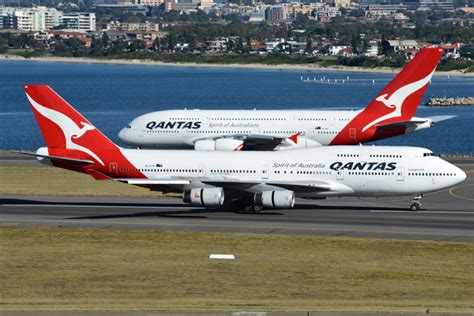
[375,120,426,129]
[11,150,95,166]
[426,115,456,122]
[115,179,190,185]
[86,169,112,180]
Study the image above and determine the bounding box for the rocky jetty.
[426,97,474,106]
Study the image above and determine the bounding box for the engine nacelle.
[276,137,321,150]
[254,190,295,209]
[194,139,216,151]
[194,139,244,151]
[183,187,225,207]
[215,138,244,151]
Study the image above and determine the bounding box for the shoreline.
[2,54,473,76]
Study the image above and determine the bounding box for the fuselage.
[109,145,464,198]
[118,109,432,149]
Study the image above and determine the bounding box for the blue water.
[1,60,473,154]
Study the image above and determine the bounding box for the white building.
[329,45,349,55]
[364,40,379,57]
[62,12,96,32]
[1,7,94,32]
[6,7,62,31]
[135,0,164,6]
[200,0,213,8]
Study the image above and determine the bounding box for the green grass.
[0,227,473,312]
[0,167,160,197]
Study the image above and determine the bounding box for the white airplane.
[21,85,465,211]
[118,48,453,151]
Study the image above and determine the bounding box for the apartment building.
[62,12,96,31]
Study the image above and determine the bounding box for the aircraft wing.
[204,180,334,193]
[241,135,287,151]
[196,132,304,151]
[101,176,335,195]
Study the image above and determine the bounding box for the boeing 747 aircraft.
[118,48,452,151]
[21,85,465,211]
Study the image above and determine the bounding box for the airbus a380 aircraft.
[22,85,465,211]
[118,48,453,151]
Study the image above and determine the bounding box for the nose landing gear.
[410,194,423,211]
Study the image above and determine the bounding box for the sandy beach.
[2,54,473,76]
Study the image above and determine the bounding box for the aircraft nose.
[452,164,467,184]
[118,127,131,145]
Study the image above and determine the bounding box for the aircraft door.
[396,166,404,181]
[261,165,269,179]
[198,163,206,177]
[109,162,118,177]
[349,128,356,140]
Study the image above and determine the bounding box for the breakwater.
[426,97,474,106]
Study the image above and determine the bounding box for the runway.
[1,153,473,242]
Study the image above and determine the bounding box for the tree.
[153,37,161,51]
[167,33,176,51]
[102,32,109,48]
[236,36,244,53]
[351,34,359,54]
[246,36,251,52]
[306,36,313,54]
[0,36,8,54]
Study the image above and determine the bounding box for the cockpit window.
[423,152,433,157]
[127,125,131,129]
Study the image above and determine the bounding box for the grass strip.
[0,227,473,312]
[0,167,159,197]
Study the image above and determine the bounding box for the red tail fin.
[331,47,443,145]
[24,85,118,166]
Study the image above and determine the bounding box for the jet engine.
[254,190,295,209]
[194,139,244,151]
[183,187,225,207]
[276,137,321,150]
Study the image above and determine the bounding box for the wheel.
[253,205,264,212]
[410,202,420,211]
[243,204,254,213]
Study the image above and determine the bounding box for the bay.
[0,59,472,154]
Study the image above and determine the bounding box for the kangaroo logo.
[362,69,435,132]
[26,94,105,166]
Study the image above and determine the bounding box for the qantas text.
[146,121,201,130]
[330,161,397,171]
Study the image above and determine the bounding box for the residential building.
[364,40,379,56]
[329,45,349,55]
[265,6,286,22]
[200,0,214,8]
[0,7,63,31]
[135,0,164,5]
[386,39,419,51]
[105,21,159,32]
[164,0,176,11]
[405,0,454,10]
[62,12,96,31]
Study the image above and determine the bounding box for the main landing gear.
[231,199,264,213]
[410,194,423,211]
